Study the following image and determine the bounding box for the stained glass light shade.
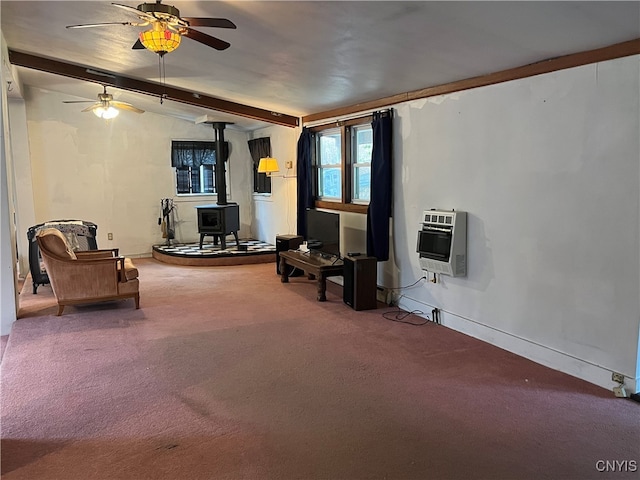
[139,25,181,55]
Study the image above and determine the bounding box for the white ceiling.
[2,1,639,131]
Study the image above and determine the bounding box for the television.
[306,209,340,258]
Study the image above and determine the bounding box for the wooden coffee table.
[279,250,344,301]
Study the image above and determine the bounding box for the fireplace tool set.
[159,198,176,246]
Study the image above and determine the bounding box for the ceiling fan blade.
[63,100,95,104]
[111,101,145,114]
[182,28,230,51]
[81,104,101,113]
[182,18,236,29]
[66,22,138,29]
[111,2,157,22]
[132,38,145,50]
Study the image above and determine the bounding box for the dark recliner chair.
[27,220,98,293]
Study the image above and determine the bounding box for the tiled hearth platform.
[152,239,276,266]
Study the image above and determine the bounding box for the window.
[317,128,342,200]
[311,117,373,212]
[175,165,214,194]
[351,124,372,203]
[171,141,222,195]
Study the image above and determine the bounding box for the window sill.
[174,194,218,204]
[176,193,216,197]
[315,200,368,214]
[253,192,273,202]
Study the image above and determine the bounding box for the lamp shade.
[139,24,181,55]
[258,157,280,174]
[93,106,119,119]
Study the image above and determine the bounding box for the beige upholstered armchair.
[36,228,140,316]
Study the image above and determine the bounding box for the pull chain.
[158,53,167,104]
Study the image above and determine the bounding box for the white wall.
[17,86,254,260]
[1,89,18,336]
[8,98,34,278]
[391,56,640,392]
[1,34,18,335]
[249,124,300,244]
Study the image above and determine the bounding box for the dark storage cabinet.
[27,220,98,294]
[275,234,303,276]
[343,255,377,311]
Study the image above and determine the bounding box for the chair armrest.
[76,249,119,259]
[74,256,121,265]
[118,257,128,282]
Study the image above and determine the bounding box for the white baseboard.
[128,252,154,259]
[397,295,638,395]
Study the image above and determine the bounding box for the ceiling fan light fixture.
[93,106,119,119]
[139,24,181,55]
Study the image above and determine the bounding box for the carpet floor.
[1,259,638,479]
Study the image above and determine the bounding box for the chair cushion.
[36,228,77,260]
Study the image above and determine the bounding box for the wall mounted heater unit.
[417,210,467,277]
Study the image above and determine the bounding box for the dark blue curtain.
[366,110,393,261]
[296,127,314,237]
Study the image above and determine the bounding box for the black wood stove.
[196,204,239,249]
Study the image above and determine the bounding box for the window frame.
[175,164,215,195]
[310,115,373,214]
[316,127,343,201]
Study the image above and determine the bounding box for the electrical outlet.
[285,161,293,169]
[613,385,628,398]
[612,372,625,384]
[107,233,113,240]
[385,290,395,306]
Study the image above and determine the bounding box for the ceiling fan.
[63,86,145,119]
[66,1,237,55]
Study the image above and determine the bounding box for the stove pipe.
[212,122,230,205]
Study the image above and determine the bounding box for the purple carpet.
[1,259,638,479]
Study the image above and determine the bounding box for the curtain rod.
[303,108,391,128]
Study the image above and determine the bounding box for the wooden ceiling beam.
[8,50,300,128]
